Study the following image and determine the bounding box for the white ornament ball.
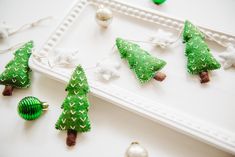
[95,5,113,28]
[125,142,148,157]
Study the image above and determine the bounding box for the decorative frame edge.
[29,0,235,154]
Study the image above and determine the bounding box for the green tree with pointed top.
[116,38,167,83]
[65,65,90,95]
[55,65,91,146]
[183,21,221,83]
[0,41,33,96]
[183,20,205,42]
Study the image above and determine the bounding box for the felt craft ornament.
[116,38,167,83]
[219,44,235,69]
[95,59,121,81]
[50,48,79,68]
[55,65,91,147]
[44,46,121,81]
[0,41,33,96]
[183,21,221,83]
[89,46,121,81]
[131,29,181,49]
[149,29,174,49]
[183,20,235,70]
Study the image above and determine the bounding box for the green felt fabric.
[185,36,221,74]
[116,38,166,83]
[65,65,90,95]
[55,65,91,133]
[0,41,33,88]
[183,20,205,42]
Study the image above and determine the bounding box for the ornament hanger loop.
[9,16,54,36]
[124,26,184,49]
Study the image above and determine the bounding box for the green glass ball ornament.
[152,0,166,5]
[18,96,49,121]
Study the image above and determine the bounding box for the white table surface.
[0,0,234,157]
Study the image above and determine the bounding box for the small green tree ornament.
[183,21,221,83]
[116,38,167,83]
[55,65,91,146]
[0,41,33,96]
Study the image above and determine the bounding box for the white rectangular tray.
[29,0,235,154]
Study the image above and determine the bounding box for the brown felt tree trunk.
[199,72,210,84]
[66,129,77,146]
[154,71,166,82]
[2,85,14,96]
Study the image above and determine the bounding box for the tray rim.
[29,0,235,154]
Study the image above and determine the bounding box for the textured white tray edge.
[29,0,235,154]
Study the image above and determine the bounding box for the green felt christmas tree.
[55,65,91,146]
[0,41,33,96]
[183,21,221,83]
[116,38,167,83]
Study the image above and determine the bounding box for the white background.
[0,0,235,157]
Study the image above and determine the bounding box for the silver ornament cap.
[95,5,113,28]
[125,142,148,157]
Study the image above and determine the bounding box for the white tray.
[29,0,235,154]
